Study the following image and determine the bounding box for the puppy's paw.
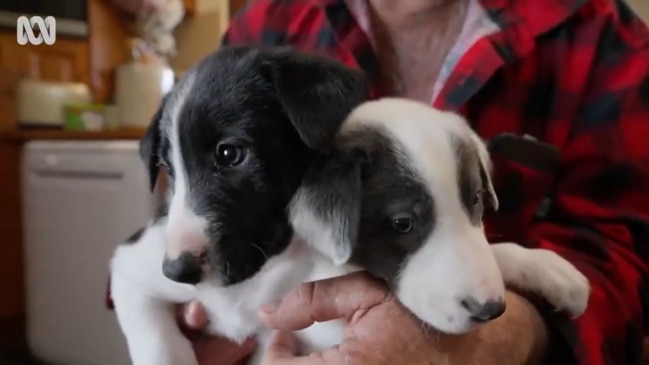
[525,249,590,317]
[492,243,590,318]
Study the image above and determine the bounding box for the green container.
[64,103,108,131]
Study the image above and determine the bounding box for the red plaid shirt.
[220,0,649,364]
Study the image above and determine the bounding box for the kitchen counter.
[0,128,146,143]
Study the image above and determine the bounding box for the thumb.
[259,272,389,331]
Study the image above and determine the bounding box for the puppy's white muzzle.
[397,223,505,334]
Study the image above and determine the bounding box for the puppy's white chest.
[197,248,356,363]
[194,241,318,342]
[197,287,263,343]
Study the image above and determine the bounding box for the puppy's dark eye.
[215,143,247,167]
[472,190,483,206]
[391,217,414,234]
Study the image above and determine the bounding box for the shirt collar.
[481,0,588,34]
[316,0,588,39]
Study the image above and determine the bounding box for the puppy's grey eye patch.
[214,143,248,168]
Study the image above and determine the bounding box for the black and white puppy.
[110,45,368,365]
[110,47,589,365]
[291,97,590,333]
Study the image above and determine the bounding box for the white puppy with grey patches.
[292,97,590,332]
[110,46,589,365]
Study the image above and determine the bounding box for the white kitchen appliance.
[22,140,160,365]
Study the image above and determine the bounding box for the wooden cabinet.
[0,35,17,132]
[0,140,25,348]
[1,35,89,83]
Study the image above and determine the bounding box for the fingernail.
[185,300,199,317]
[185,301,207,328]
[183,302,196,321]
[260,299,281,313]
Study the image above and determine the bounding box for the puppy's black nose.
[461,297,506,323]
[162,251,203,284]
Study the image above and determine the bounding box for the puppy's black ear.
[271,51,368,149]
[139,100,165,191]
[289,149,366,265]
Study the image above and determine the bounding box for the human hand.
[258,272,549,365]
[177,301,257,365]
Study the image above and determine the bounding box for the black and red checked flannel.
[105,0,649,363]
[219,0,649,364]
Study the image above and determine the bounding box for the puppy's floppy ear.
[139,99,166,191]
[469,134,498,210]
[270,50,368,149]
[289,148,366,265]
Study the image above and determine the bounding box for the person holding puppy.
[177,0,649,364]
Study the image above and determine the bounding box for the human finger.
[262,331,344,365]
[259,272,389,331]
[264,331,300,361]
[177,300,209,330]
